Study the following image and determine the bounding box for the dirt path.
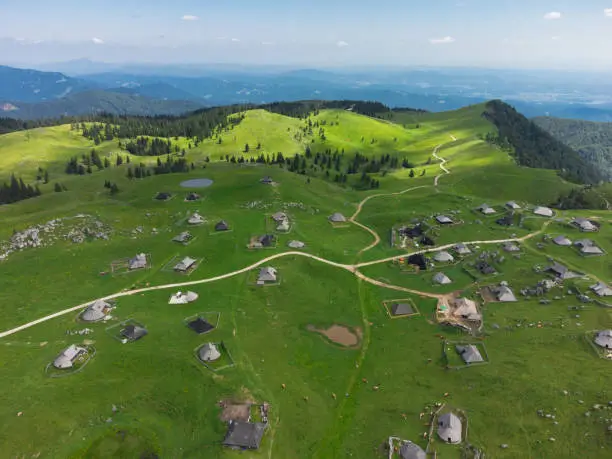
[354,271,443,299]
[0,222,551,339]
[0,135,557,340]
[349,186,428,254]
[433,134,454,187]
[0,251,354,339]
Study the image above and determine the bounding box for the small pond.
[180,178,214,188]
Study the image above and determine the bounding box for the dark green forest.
[0,175,41,205]
[533,116,612,181]
[483,100,603,185]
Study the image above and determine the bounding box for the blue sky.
[3,0,612,69]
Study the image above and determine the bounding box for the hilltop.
[0,99,602,203]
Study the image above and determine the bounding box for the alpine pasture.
[0,103,610,459]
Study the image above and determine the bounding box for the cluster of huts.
[477,202,554,218]
[552,234,604,255]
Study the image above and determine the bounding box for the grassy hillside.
[0,125,115,182]
[0,101,578,201]
[1,101,611,458]
[534,116,612,181]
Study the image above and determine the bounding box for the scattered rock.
[549,437,556,442]
[500,444,509,449]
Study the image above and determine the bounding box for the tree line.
[65,149,114,175]
[126,156,192,180]
[0,175,41,205]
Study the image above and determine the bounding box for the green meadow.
[0,103,610,458]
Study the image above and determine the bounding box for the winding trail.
[0,252,354,339]
[0,132,554,340]
[349,186,427,254]
[433,134,455,187]
[0,224,550,339]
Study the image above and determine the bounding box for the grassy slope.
[0,125,113,182]
[1,103,609,458]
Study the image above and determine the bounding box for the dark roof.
[419,236,435,246]
[259,234,275,246]
[391,303,414,316]
[223,421,266,450]
[188,318,215,334]
[185,192,200,201]
[475,261,496,275]
[215,220,230,231]
[121,324,148,341]
[155,192,171,200]
[399,225,423,238]
[408,254,427,270]
[496,214,514,226]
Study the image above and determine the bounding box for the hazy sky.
[3,0,612,69]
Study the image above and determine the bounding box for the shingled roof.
[399,441,426,459]
[456,344,484,364]
[223,420,266,450]
[437,412,462,444]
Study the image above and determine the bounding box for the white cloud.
[336,40,349,47]
[429,36,455,45]
[261,41,275,46]
[181,15,199,21]
[551,36,561,41]
[544,12,562,20]
[605,8,612,17]
[91,37,104,45]
[231,38,240,42]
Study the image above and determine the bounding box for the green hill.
[0,100,580,201]
[0,100,611,458]
[534,116,612,181]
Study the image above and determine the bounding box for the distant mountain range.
[4,63,612,121]
[0,65,94,103]
[2,90,201,119]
